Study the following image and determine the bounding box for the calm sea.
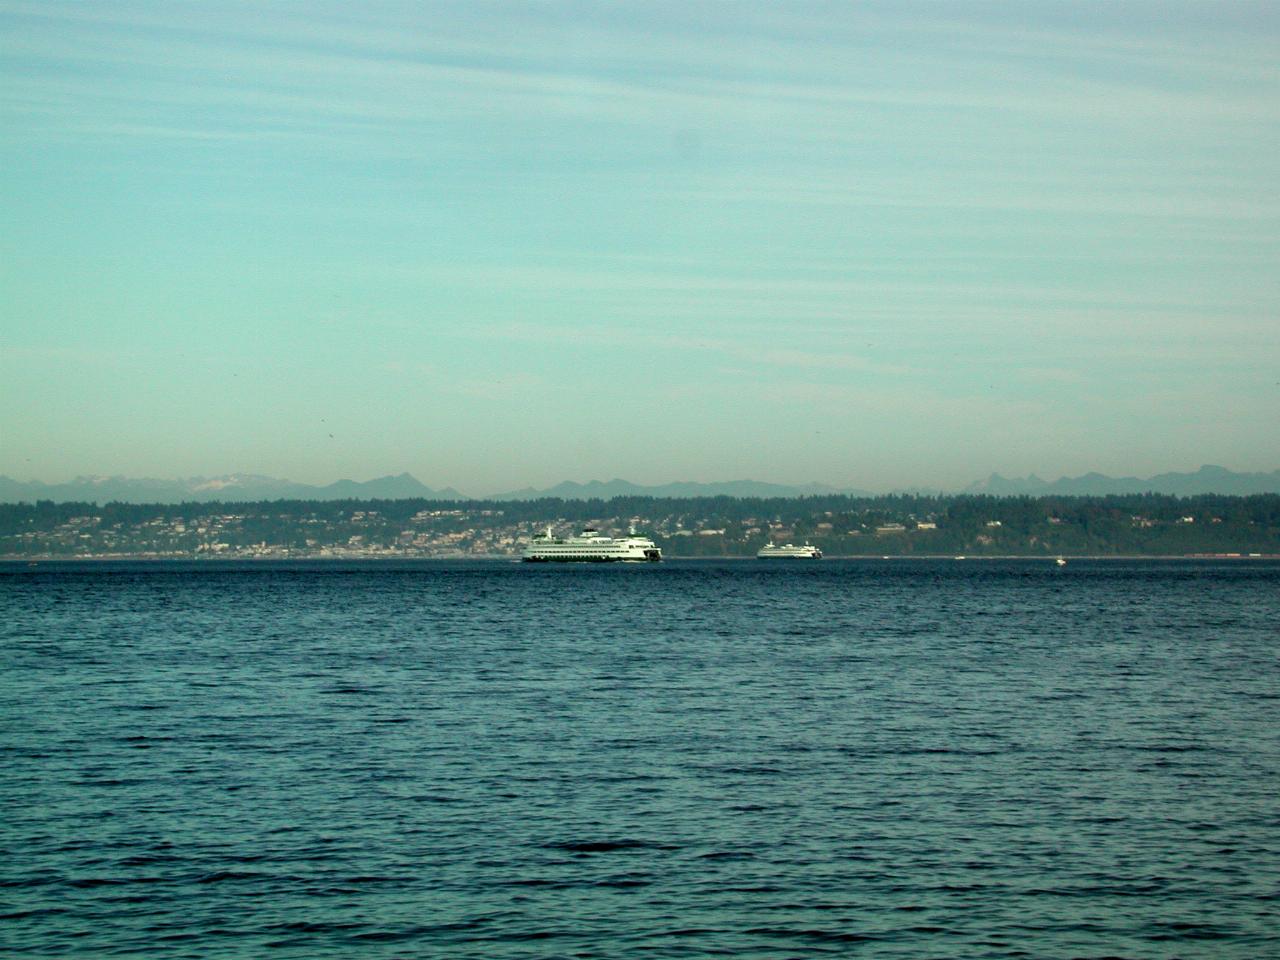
[2,559,1278,958]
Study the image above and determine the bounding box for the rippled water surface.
[3,559,1279,958]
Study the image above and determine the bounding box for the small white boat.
[1055,556,1067,567]
[757,542,822,559]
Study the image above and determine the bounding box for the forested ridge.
[2,493,1278,558]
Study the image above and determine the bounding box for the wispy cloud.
[5,2,1274,149]
[3,2,1277,485]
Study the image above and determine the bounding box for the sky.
[2,1,1278,495]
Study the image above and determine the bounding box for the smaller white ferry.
[757,542,823,559]
[523,524,661,562]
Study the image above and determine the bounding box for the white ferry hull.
[522,554,659,563]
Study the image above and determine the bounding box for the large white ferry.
[522,524,662,562]
[757,542,823,559]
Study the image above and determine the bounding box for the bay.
[2,559,1278,957]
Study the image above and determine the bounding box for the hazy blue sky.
[3,1,1277,493]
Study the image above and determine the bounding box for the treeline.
[4,491,1279,526]
[2,491,1280,522]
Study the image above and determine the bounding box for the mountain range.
[1,465,1277,504]
[0,473,466,504]
[961,465,1280,497]
[485,479,861,500]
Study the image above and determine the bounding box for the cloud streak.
[2,1,1277,486]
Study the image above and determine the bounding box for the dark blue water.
[2,559,1278,958]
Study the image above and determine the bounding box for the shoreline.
[4,553,1278,563]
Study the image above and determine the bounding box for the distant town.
[2,493,1278,559]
